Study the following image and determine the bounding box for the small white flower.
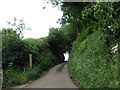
[111,44,118,53]
[111,29,113,31]
[108,26,111,28]
[115,81,119,85]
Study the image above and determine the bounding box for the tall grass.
[3,65,42,88]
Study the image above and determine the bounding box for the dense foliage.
[1,1,119,88]
[68,31,119,88]
[2,28,28,68]
[2,19,63,88]
[49,2,119,88]
[62,2,119,88]
[47,28,68,62]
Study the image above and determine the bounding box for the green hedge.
[2,29,60,88]
[68,31,119,88]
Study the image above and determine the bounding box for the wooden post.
[29,54,32,69]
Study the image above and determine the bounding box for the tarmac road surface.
[23,62,78,88]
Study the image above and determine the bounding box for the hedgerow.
[68,31,119,88]
[2,28,61,88]
[68,2,119,88]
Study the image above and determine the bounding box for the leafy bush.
[37,48,58,70]
[3,36,60,88]
[3,65,42,87]
[47,28,68,62]
[2,29,61,88]
[68,31,119,88]
[22,38,59,70]
[2,18,64,88]
[2,28,29,68]
[64,2,119,88]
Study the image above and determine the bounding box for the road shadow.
[57,62,67,72]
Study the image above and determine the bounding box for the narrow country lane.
[22,62,78,88]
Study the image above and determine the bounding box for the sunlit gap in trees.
[64,52,69,61]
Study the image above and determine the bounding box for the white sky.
[0,0,63,39]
